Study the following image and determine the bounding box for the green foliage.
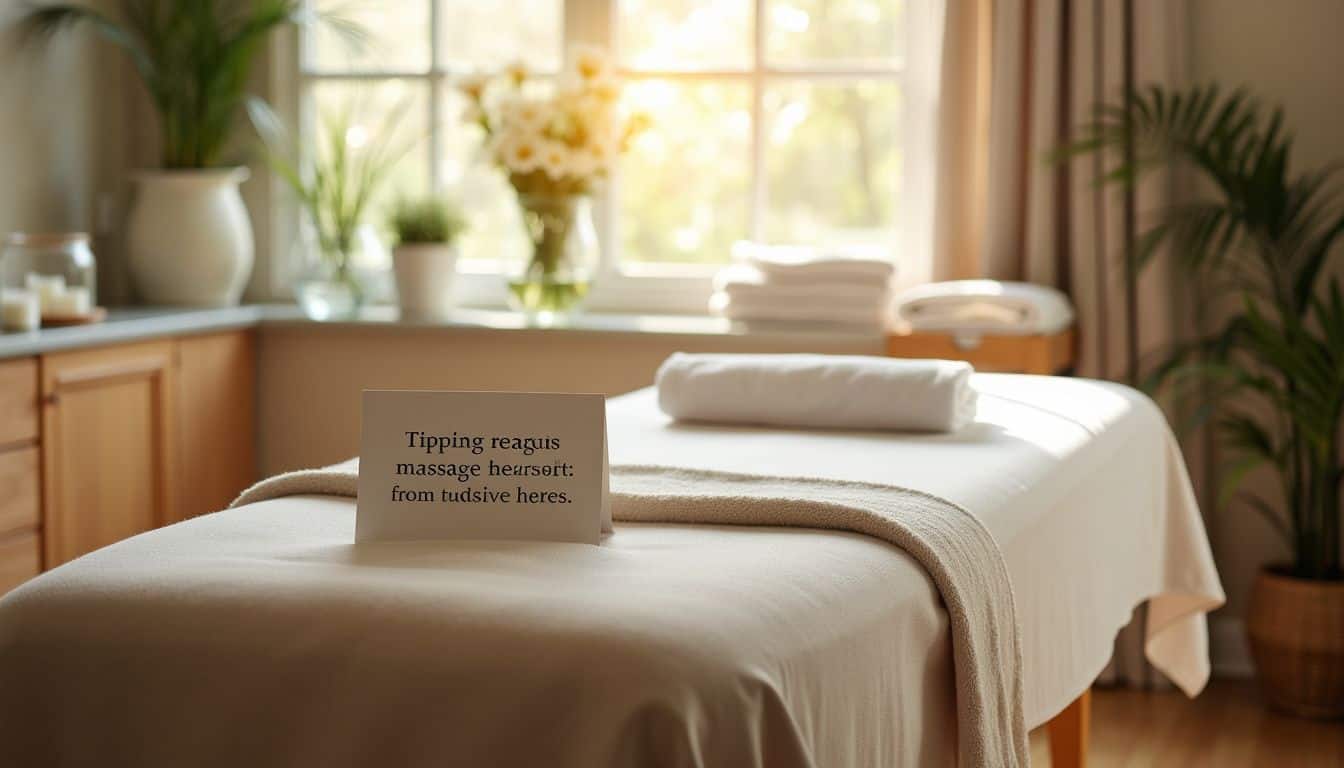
[1066,84,1344,580]
[248,98,415,273]
[22,0,361,169]
[389,196,468,246]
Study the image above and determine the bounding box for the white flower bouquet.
[459,47,648,315]
[461,46,647,197]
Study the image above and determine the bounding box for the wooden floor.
[1027,681,1344,767]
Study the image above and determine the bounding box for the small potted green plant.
[389,196,468,320]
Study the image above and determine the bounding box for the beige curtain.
[930,0,1194,687]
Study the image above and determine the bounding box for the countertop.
[0,304,887,360]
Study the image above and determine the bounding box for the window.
[295,0,915,311]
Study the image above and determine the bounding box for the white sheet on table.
[607,373,1224,725]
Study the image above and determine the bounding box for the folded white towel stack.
[709,242,897,329]
[656,352,978,433]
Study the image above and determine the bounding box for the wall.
[1187,0,1344,674]
[256,327,880,475]
[0,6,280,306]
[0,3,126,294]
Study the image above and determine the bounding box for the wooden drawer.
[885,329,1075,375]
[0,357,39,446]
[0,530,40,594]
[0,446,39,537]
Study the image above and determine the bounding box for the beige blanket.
[230,458,1027,767]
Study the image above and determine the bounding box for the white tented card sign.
[357,390,608,544]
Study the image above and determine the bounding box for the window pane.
[765,0,905,66]
[437,88,531,266]
[621,80,751,264]
[618,0,752,70]
[307,0,431,72]
[438,0,562,72]
[310,80,431,269]
[763,81,900,244]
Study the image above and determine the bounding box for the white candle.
[24,273,66,310]
[45,286,91,317]
[1,289,40,332]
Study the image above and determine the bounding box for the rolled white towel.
[656,353,978,432]
[732,241,896,285]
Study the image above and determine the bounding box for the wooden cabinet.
[0,532,40,594]
[0,358,40,593]
[0,329,257,587]
[40,341,178,567]
[0,358,39,447]
[175,331,256,520]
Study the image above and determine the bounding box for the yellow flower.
[587,80,620,103]
[501,98,548,132]
[459,74,489,102]
[541,149,568,180]
[506,59,529,87]
[569,44,613,83]
[501,136,542,173]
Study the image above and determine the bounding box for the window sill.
[260,303,887,345]
[0,303,887,361]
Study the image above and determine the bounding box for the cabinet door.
[176,331,256,521]
[0,531,40,594]
[41,341,177,567]
[0,358,38,447]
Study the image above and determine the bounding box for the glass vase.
[294,258,367,321]
[291,226,385,321]
[509,194,598,321]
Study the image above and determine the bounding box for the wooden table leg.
[1047,688,1091,768]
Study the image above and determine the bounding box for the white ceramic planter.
[393,242,459,319]
[127,168,254,306]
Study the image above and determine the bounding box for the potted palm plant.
[22,1,356,306]
[1068,84,1344,718]
[389,196,468,320]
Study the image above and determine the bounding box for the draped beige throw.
[928,0,1195,687]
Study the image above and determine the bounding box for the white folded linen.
[732,240,896,285]
[656,352,978,432]
[713,264,893,304]
[709,292,890,328]
[895,280,1075,335]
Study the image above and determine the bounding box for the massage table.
[0,373,1224,767]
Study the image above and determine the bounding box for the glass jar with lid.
[1,232,97,317]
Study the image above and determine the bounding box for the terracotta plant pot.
[1246,567,1344,719]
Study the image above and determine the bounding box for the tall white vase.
[127,168,254,306]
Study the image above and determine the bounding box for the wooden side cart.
[888,325,1088,767]
[886,328,1076,376]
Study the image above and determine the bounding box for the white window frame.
[273,0,917,314]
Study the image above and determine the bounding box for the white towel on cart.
[732,241,896,285]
